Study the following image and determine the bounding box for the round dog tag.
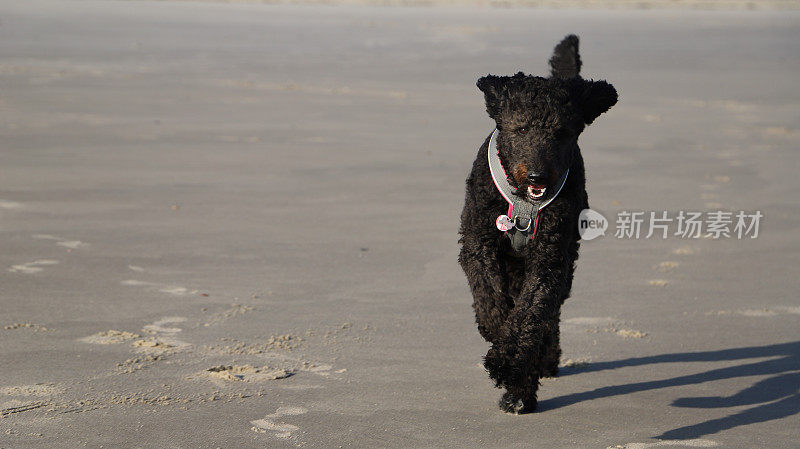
[496,215,514,232]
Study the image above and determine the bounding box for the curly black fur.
[458,35,618,414]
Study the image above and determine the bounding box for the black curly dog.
[458,35,618,414]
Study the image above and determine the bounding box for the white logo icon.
[579,209,608,241]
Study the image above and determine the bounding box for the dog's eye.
[517,127,528,136]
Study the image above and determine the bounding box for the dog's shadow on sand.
[540,341,800,439]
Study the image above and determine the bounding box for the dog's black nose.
[527,172,548,185]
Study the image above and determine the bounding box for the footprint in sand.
[712,175,730,184]
[201,304,254,327]
[0,200,22,209]
[585,326,648,339]
[79,318,191,379]
[605,328,648,339]
[79,317,189,351]
[563,317,615,326]
[32,234,87,250]
[648,279,669,287]
[251,406,308,439]
[655,261,679,272]
[560,358,591,369]
[710,306,800,317]
[136,316,190,351]
[563,316,614,333]
[121,279,198,296]
[672,246,696,255]
[260,352,336,378]
[8,259,59,274]
[565,317,648,339]
[142,316,187,334]
[204,365,293,384]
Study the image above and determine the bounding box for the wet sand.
[1,1,799,448]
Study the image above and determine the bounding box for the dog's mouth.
[527,184,547,200]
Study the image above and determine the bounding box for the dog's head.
[477,35,617,201]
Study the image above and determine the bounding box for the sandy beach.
[1,1,799,447]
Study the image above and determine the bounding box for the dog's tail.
[549,34,581,79]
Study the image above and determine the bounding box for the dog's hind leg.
[541,310,562,378]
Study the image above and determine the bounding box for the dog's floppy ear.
[476,74,507,120]
[578,79,617,125]
[549,34,582,79]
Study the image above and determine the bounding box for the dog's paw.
[498,392,537,414]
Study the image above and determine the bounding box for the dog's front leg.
[483,253,570,413]
[541,308,562,378]
[458,236,512,343]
